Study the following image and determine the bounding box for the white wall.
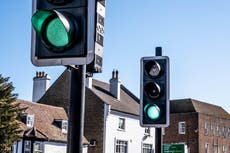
[104,105,155,153]
[44,141,88,153]
[13,140,88,153]
[44,142,67,153]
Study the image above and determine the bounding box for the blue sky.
[1,1,230,112]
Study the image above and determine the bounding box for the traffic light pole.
[155,47,162,153]
[155,128,162,153]
[67,65,86,153]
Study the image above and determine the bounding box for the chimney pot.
[115,70,119,78]
[109,70,121,100]
[86,76,93,89]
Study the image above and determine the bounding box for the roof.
[91,79,139,116]
[16,99,89,144]
[39,70,140,116]
[171,98,230,119]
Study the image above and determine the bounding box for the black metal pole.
[67,65,86,153]
[155,128,162,153]
[155,47,162,153]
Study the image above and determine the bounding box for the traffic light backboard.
[31,0,96,66]
[140,56,170,127]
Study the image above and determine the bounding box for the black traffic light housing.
[140,56,170,127]
[31,0,96,66]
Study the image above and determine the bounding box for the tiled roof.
[91,79,139,116]
[39,70,140,116]
[16,99,89,144]
[171,98,230,119]
[16,99,68,142]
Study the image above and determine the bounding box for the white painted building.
[35,70,155,153]
[104,109,155,153]
[84,70,155,153]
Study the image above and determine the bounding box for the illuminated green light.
[31,10,53,33]
[145,104,160,120]
[46,18,70,48]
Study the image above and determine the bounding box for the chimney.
[86,76,93,89]
[109,70,121,100]
[32,71,51,102]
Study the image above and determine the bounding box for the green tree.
[0,74,23,153]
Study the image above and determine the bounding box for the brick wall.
[164,112,230,153]
[198,113,230,153]
[163,112,199,153]
[38,70,70,112]
[84,88,105,153]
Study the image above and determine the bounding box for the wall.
[44,142,67,153]
[104,110,155,153]
[84,88,105,153]
[163,112,198,153]
[198,113,230,153]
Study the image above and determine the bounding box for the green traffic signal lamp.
[144,104,160,120]
[32,10,78,52]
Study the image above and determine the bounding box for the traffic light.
[31,0,96,66]
[140,56,170,127]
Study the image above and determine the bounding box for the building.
[36,70,156,153]
[13,99,89,153]
[163,98,230,153]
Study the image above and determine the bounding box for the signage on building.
[163,144,185,153]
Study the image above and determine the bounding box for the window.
[204,122,209,135]
[144,128,151,136]
[211,124,215,136]
[24,140,31,153]
[214,145,218,153]
[142,143,153,153]
[205,143,209,153]
[223,127,227,138]
[115,140,128,153]
[223,145,226,153]
[217,125,221,137]
[34,142,43,153]
[62,120,68,134]
[228,128,230,138]
[178,121,186,134]
[118,118,125,130]
[26,114,34,127]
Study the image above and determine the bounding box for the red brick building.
[164,99,230,153]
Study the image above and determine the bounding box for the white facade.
[103,104,155,153]
[43,142,67,153]
[13,140,88,153]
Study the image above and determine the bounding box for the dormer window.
[26,114,34,127]
[62,120,68,134]
[53,119,68,134]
